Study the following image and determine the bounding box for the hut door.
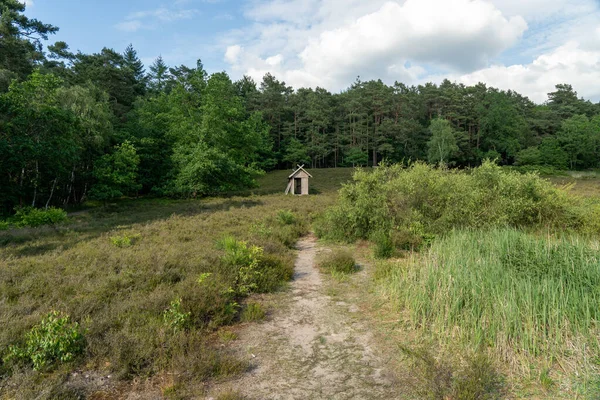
[294,178,302,194]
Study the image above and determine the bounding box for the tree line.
[1,0,599,215]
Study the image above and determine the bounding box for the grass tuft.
[319,250,357,274]
[240,303,266,323]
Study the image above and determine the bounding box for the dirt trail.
[211,235,399,399]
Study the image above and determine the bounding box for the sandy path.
[211,235,399,399]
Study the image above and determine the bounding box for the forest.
[2,0,600,215]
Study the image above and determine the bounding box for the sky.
[24,0,600,103]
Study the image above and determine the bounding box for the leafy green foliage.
[163,298,191,331]
[427,118,459,165]
[276,209,296,225]
[370,230,394,259]
[316,161,596,243]
[13,206,67,227]
[218,237,264,296]
[89,140,141,202]
[4,311,84,371]
[110,233,141,248]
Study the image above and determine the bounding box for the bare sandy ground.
[209,235,400,399]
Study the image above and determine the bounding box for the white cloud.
[226,0,527,91]
[220,0,600,102]
[115,20,143,33]
[453,41,600,103]
[225,45,242,63]
[21,0,34,7]
[115,6,199,32]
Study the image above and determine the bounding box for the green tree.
[89,141,141,203]
[283,137,310,166]
[427,118,458,165]
[0,0,58,91]
[123,44,147,96]
[149,56,170,93]
[0,71,79,211]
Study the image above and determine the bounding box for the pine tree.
[149,56,169,93]
[123,44,147,96]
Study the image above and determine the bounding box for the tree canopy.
[1,2,599,215]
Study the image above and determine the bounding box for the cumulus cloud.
[226,0,526,90]
[222,0,600,102]
[454,42,600,103]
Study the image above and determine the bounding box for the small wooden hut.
[285,165,312,195]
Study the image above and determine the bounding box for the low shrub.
[276,209,296,225]
[163,298,191,331]
[110,233,141,248]
[319,250,357,274]
[4,311,84,371]
[371,230,394,259]
[0,220,10,230]
[13,207,68,228]
[400,345,505,400]
[218,236,264,296]
[254,252,294,293]
[316,161,596,242]
[240,303,266,322]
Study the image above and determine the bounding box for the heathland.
[1,167,600,399]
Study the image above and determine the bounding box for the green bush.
[110,233,141,248]
[13,207,68,228]
[218,236,264,296]
[316,161,595,242]
[276,209,296,225]
[163,298,191,331]
[319,250,357,274]
[0,220,10,230]
[4,311,84,371]
[371,230,394,259]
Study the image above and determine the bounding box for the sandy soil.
[209,235,400,400]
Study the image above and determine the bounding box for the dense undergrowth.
[0,207,68,230]
[0,194,333,398]
[317,162,600,397]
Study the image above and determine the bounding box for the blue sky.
[25,0,600,103]
[25,0,240,71]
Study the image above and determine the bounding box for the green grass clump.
[400,346,505,400]
[240,303,266,322]
[319,250,357,274]
[370,230,394,259]
[383,228,600,371]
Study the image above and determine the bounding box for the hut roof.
[289,165,313,179]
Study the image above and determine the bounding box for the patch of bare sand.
[209,235,400,399]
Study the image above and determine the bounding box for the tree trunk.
[45,178,58,210]
[32,161,39,207]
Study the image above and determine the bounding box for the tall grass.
[381,228,600,368]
